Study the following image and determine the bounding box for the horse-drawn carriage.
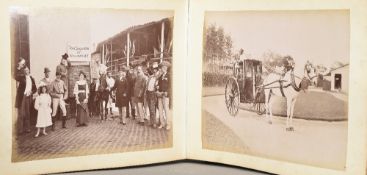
[224,56,316,131]
[225,59,266,116]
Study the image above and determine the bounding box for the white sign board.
[67,45,91,62]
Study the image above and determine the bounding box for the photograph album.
[0,0,366,175]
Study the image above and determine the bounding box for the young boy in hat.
[50,71,68,129]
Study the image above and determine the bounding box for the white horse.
[263,62,316,131]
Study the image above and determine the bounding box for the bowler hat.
[44,67,51,73]
[62,53,69,60]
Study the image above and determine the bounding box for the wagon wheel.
[225,77,240,116]
[254,87,266,115]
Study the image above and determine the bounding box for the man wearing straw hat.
[157,62,171,130]
[146,62,160,127]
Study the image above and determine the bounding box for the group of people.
[89,61,171,130]
[14,53,171,138]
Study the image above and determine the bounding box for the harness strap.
[279,81,285,97]
[268,89,272,102]
[258,79,287,88]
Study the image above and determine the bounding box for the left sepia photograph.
[10,7,174,162]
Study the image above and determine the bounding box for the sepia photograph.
[10,7,174,162]
[202,10,349,170]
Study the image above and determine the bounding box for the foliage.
[204,24,233,62]
[202,72,231,87]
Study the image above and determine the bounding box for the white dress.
[106,77,115,108]
[34,93,53,128]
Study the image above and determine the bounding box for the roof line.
[330,63,349,72]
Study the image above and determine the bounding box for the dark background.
[55,160,273,175]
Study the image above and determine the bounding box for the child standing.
[34,83,52,137]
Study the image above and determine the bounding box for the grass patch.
[269,91,348,121]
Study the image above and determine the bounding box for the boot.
[132,109,136,119]
[51,118,55,131]
[62,116,67,128]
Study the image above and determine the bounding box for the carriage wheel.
[225,77,240,116]
[255,102,265,115]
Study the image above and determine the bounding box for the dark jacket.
[126,70,135,97]
[157,73,170,94]
[112,77,130,107]
[89,82,97,100]
[133,73,147,98]
[15,74,37,108]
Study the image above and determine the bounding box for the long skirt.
[36,107,52,128]
[76,103,89,125]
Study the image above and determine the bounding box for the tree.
[204,23,233,63]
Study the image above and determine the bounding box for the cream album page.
[186,0,367,175]
[0,0,187,174]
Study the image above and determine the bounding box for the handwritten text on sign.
[68,45,91,61]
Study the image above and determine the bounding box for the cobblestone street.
[12,114,172,162]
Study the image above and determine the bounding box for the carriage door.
[244,61,254,102]
[334,74,342,90]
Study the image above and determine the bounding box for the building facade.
[329,64,349,93]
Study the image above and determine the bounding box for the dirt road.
[202,95,347,170]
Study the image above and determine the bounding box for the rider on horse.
[97,62,110,120]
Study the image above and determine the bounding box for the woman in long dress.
[34,84,52,137]
[74,71,89,127]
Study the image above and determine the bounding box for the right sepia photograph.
[202,10,349,170]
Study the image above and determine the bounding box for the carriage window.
[238,68,243,78]
[245,62,252,78]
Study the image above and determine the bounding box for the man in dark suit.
[111,69,130,125]
[15,66,37,135]
[125,66,136,119]
[133,65,147,124]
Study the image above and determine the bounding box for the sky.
[205,10,350,75]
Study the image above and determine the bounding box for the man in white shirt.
[106,72,115,117]
[146,63,159,127]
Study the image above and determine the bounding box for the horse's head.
[304,61,318,86]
